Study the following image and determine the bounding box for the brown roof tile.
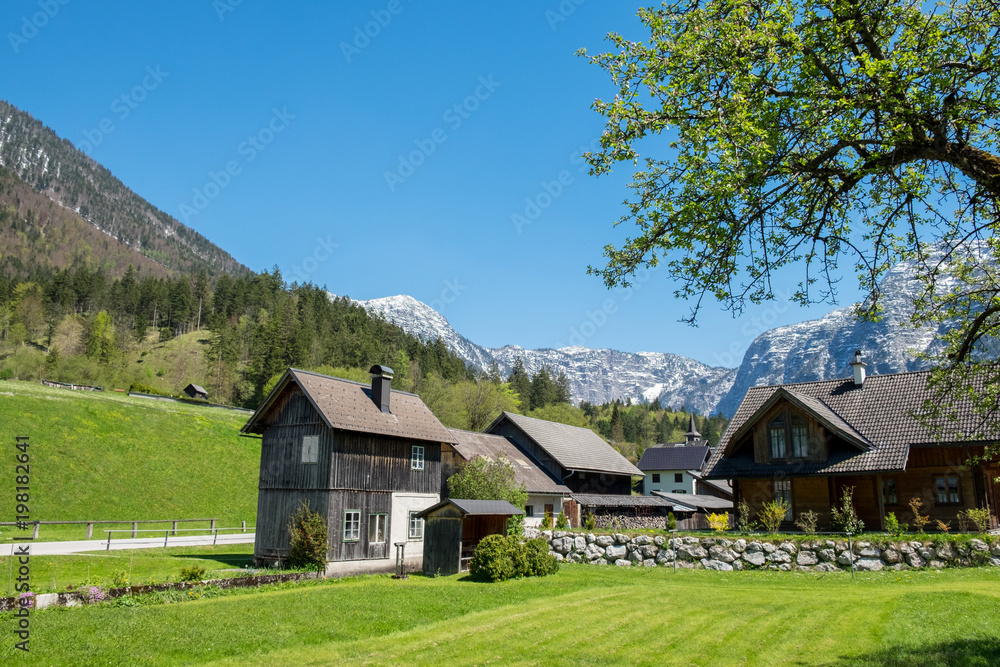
[447,429,572,495]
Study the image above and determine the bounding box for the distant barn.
[183,384,208,400]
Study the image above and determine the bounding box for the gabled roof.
[705,370,998,479]
[417,498,524,518]
[651,491,735,512]
[487,412,643,477]
[637,444,711,472]
[447,429,571,496]
[186,383,208,395]
[241,368,456,444]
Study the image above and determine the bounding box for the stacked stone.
[535,530,1000,572]
[592,515,667,531]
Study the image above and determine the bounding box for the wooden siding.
[751,402,830,464]
[423,515,463,576]
[327,490,392,561]
[254,489,329,561]
[329,429,441,494]
[565,471,632,495]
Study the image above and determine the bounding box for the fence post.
[670,529,678,574]
[210,519,216,531]
[846,532,855,580]
[164,530,170,548]
[172,520,178,536]
[213,529,218,546]
[132,522,138,538]
[32,522,39,539]
[86,522,94,539]
[106,531,112,551]
[241,520,246,533]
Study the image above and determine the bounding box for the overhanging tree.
[447,453,528,534]
[581,0,1000,439]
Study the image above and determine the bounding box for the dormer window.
[768,410,810,461]
[769,415,786,459]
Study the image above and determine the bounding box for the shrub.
[794,510,820,535]
[961,507,992,534]
[665,512,677,531]
[831,486,865,534]
[707,512,729,533]
[935,519,951,533]
[885,512,907,537]
[735,500,755,535]
[525,537,559,577]
[287,501,328,571]
[470,534,517,582]
[909,497,931,534]
[540,513,552,529]
[583,512,596,531]
[180,565,206,582]
[555,511,568,529]
[757,500,789,534]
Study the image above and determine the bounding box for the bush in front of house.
[470,535,558,582]
[287,501,328,571]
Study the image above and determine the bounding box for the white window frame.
[302,435,319,464]
[368,513,387,543]
[411,445,425,471]
[343,510,361,542]
[935,476,960,505]
[408,511,424,540]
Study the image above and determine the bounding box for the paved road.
[3,533,255,555]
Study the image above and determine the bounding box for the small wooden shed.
[417,499,523,576]
[184,383,208,400]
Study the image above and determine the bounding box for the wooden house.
[417,498,523,576]
[704,352,1000,531]
[443,428,572,527]
[241,366,457,576]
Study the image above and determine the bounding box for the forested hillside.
[0,99,245,276]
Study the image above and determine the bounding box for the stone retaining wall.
[534,530,1000,572]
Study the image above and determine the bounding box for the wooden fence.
[0,518,234,540]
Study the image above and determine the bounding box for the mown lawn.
[4,565,999,666]
[0,380,258,540]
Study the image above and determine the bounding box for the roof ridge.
[289,368,421,397]
[746,368,933,392]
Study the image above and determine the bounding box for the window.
[936,476,960,505]
[672,489,687,494]
[368,514,387,543]
[302,435,318,464]
[768,410,812,461]
[652,473,660,483]
[882,479,898,505]
[769,415,787,459]
[343,511,360,542]
[790,414,809,459]
[411,445,425,471]
[408,511,424,540]
[674,473,683,483]
[774,479,793,519]
[525,505,534,517]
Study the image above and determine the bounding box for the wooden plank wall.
[488,420,563,479]
[327,490,392,561]
[330,429,441,494]
[423,516,463,576]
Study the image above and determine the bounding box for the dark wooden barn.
[417,498,523,576]
[241,366,457,577]
[184,383,208,400]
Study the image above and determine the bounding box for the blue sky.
[0,1,862,368]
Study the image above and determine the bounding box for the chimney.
[369,364,394,413]
[849,349,866,387]
[684,413,701,444]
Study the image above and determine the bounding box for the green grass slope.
[0,380,258,540]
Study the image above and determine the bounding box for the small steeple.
[684,413,701,444]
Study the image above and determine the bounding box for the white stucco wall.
[524,494,566,527]
[643,470,697,495]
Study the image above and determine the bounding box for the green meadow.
[0,380,258,542]
[2,564,998,666]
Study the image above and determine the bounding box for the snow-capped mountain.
[348,257,955,417]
